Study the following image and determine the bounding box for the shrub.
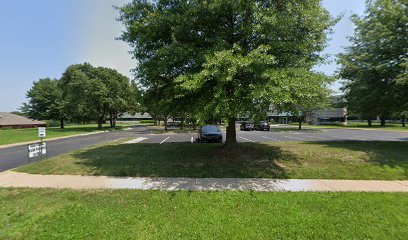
[45,120,60,127]
[140,120,155,124]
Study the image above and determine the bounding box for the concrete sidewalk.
[1,171,408,192]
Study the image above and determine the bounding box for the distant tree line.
[338,0,407,127]
[22,63,138,129]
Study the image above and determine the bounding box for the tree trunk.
[109,113,114,128]
[298,118,302,130]
[380,116,386,127]
[367,119,372,127]
[164,118,168,131]
[180,118,184,129]
[225,117,237,146]
[192,120,196,130]
[402,117,405,127]
[113,113,117,128]
[60,119,64,129]
[97,117,104,130]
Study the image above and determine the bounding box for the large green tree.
[118,0,336,145]
[22,78,68,128]
[61,63,133,129]
[338,0,407,127]
[395,58,408,126]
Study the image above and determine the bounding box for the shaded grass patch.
[16,141,408,180]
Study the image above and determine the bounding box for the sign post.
[28,142,46,159]
[38,127,46,160]
[38,127,46,138]
[28,127,47,161]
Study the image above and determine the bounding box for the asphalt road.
[0,125,407,172]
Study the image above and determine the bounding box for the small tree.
[274,71,332,130]
[393,111,408,127]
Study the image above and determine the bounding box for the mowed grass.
[16,141,408,180]
[0,124,130,146]
[268,127,321,132]
[1,188,407,239]
[305,122,408,131]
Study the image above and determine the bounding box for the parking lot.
[123,126,408,144]
[1,125,407,172]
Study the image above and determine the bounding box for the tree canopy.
[338,0,408,126]
[22,78,67,128]
[118,0,336,145]
[23,63,134,129]
[60,63,134,129]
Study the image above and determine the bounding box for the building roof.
[0,112,46,126]
[267,112,293,117]
[119,113,152,119]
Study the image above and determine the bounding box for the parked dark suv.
[254,121,270,131]
[240,122,254,131]
[197,125,223,143]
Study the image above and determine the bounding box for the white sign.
[38,127,46,138]
[28,142,46,158]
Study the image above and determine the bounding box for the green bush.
[140,120,155,124]
[45,120,60,127]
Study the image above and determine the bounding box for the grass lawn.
[304,122,408,131]
[0,123,132,146]
[268,127,321,132]
[1,188,407,239]
[16,141,408,180]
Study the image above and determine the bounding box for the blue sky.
[0,0,365,112]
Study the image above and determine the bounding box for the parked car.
[240,122,254,131]
[254,121,270,131]
[197,125,223,143]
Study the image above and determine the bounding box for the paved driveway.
[235,128,408,142]
[0,125,406,172]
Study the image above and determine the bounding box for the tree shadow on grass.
[302,141,408,178]
[71,143,294,178]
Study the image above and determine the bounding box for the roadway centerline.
[160,137,170,144]
[239,137,256,142]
